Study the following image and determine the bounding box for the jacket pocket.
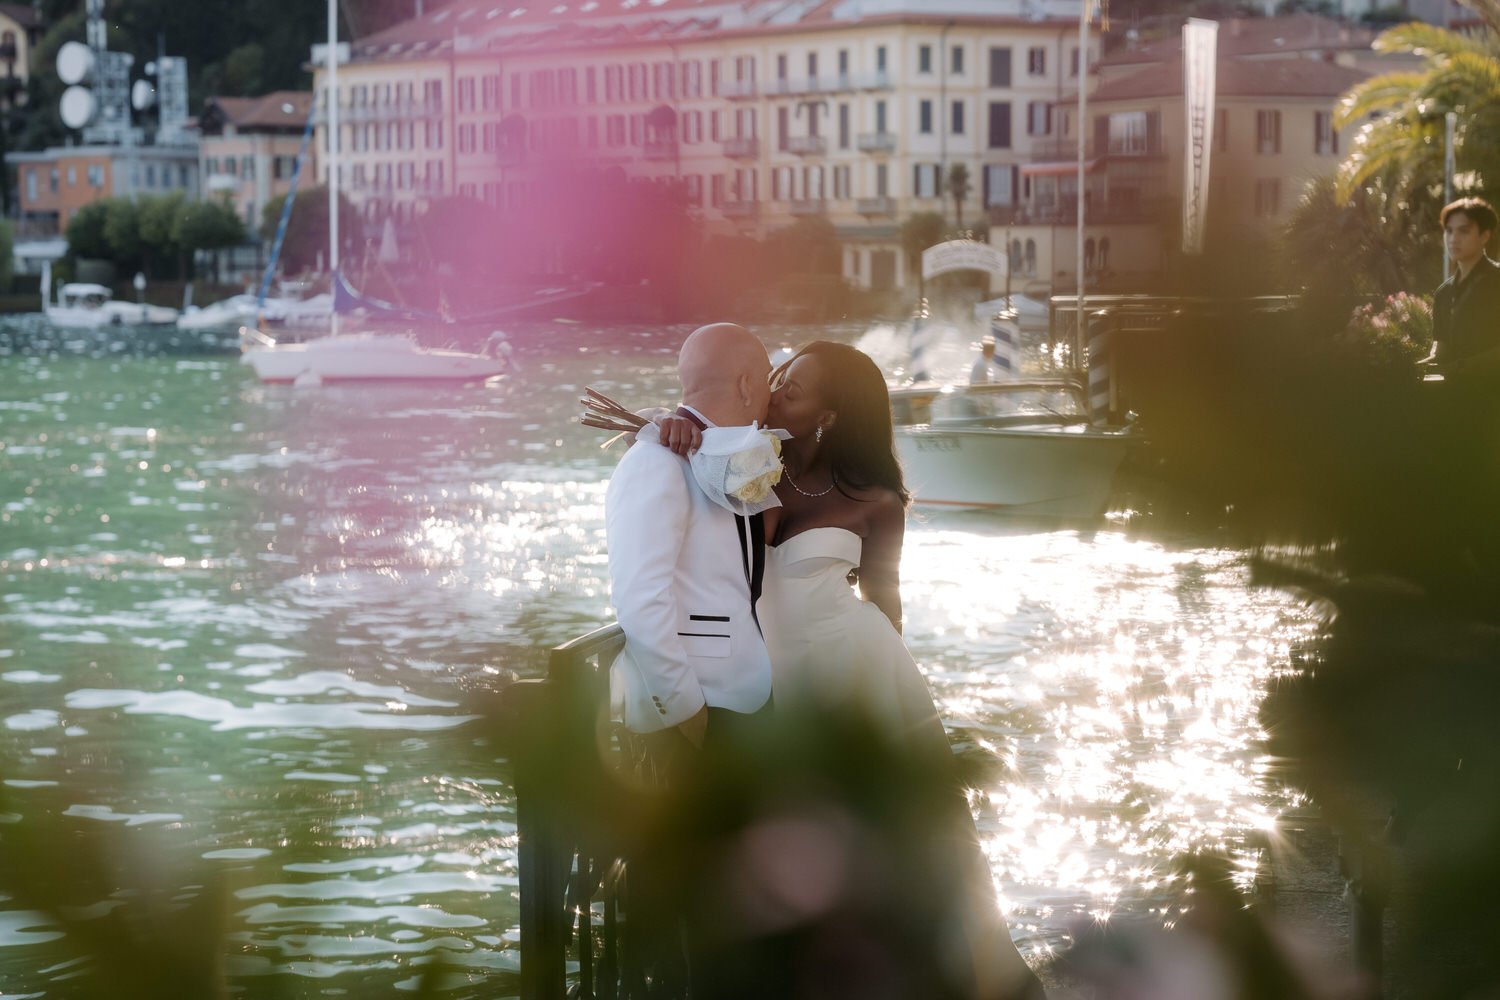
[678,631,731,658]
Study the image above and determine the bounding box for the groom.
[605,323,774,757]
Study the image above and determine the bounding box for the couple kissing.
[602,322,1045,1000]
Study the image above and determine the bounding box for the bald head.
[679,323,772,426]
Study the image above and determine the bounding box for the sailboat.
[238,0,511,386]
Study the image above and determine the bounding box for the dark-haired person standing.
[1427,197,1500,375]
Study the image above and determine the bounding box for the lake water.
[0,318,1318,995]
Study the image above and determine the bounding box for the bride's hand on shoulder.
[645,411,702,456]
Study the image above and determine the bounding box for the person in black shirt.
[1426,197,1500,375]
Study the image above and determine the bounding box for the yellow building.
[1008,14,1379,294]
[317,0,1099,291]
[0,2,45,100]
[199,91,316,231]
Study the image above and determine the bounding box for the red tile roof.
[1101,12,1377,68]
[201,91,315,132]
[351,0,1075,59]
[1088,55,1371,103]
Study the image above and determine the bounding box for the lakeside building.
[316,0,1098,292]
[1009,13,1380,295]
[198,91,317,231]
[9,144,200,274]
[0,2,46,97]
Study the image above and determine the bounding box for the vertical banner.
[1182,18,1218,255]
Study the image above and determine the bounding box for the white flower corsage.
[689,423,790,515]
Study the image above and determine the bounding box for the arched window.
[1024,238,1037,276]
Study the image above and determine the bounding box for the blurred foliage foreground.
[1119,296,1500,998]
[6,297,1500,998]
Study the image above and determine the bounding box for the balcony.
[643,139,679,161]
[856,196,896,217]
[789,199,828,216]
[722,137,759,159]
[1027,138,1166,160]
[853,70,892,91]
[329,99,444,123]
[718,80,757,100]
[721,200,759,218]
[857,132,896,154]
[996,197,1170,226]
[787,135,827,156]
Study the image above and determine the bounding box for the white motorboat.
[40,261,179,329]
[177,293,299,332]
[890,378,1129,517]
[239,326,510,384]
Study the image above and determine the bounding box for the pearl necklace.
[784,468,836,498]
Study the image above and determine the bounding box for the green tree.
[900,211,948,288]
[0,218,14,290]
[947,162,972,230]
[1335,14,1500,203]
[176,197,246,278]
[65,201,111,261]
[1280,175,1441,302]
[221,43,267,96]
[764,216,840,278]
[260,186,362,276]
[102,198,142,272]
[138,192,186,279]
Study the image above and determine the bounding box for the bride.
[654,340,1045,1000]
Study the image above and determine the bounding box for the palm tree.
[1335,10,1500,203]
[946,162,971,230]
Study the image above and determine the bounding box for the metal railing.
[643,140,679,161]
[789,198,828,216]
[717,80,757,100]
[506,623,654,1000]
[856,196,896,216]
[787,135,826,156]
[721,137,759,158]
[720,200,760,218]
[856,132,896,153]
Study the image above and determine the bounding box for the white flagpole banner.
[1182,18,1218,255]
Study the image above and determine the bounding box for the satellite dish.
[60,86,97,129]
[131,79,155,110]
[56,41,93,85]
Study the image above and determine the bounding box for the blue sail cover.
[332,270,444,322]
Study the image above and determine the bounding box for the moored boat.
[890,378,1129,516]
[238,326,510,385]
[40,261,179,329]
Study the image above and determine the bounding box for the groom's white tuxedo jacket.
[605,434,773,733]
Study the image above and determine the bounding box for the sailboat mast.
[328,0,341,335]
[1076,1,1088,365]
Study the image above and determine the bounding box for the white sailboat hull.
[240,332,506,384]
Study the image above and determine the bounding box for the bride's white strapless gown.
[756,526,1045,1000]
[757,526,951,763]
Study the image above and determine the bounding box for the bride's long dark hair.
[775,341,911,507]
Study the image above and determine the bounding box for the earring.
[815,426,824,443]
